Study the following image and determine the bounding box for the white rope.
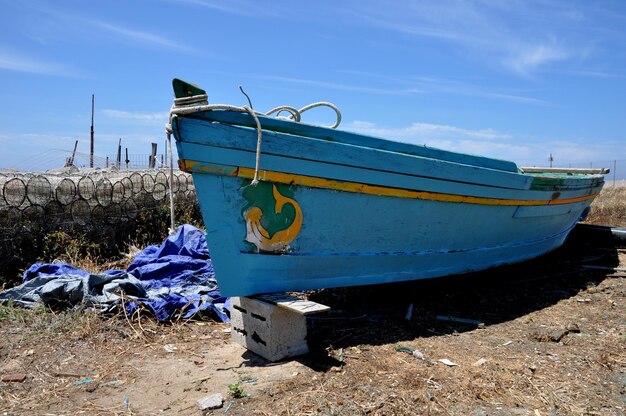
[166,130,176,234]
[265,105,301,122]
[291,102,342,129]
[168,91,342,186]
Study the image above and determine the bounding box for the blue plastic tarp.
[0,225,229,322]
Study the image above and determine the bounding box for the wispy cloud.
[0,50,78,76]
[344,120,531,161]
[343,1,590,76]
[503,42,572,76]
[347,120,511,141]
[90,21,197,54]
[102,109,169,122]
[20,4,196,54]
[337,70,546,105]
[344,120,625,165]
[167,0,280,17]
[255,74,421,96]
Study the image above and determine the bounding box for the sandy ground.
[1,229,625,415]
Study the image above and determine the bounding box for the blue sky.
[1,0,625,172]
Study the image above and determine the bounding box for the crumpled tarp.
[0,224,229,322]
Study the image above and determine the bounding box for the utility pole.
[90,94,95,168]
[116,138,122,169]
[549,153,554,168]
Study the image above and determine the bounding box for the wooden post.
[149,143,157,169]
[90,94,94,168]
[116,138,122,169]
[125,148,129,169]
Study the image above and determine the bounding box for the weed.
[228,382,247,399]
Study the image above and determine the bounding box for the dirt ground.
[1,228,625,415]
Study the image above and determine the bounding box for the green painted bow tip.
[172,78,206,98]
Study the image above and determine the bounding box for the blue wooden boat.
[168,79,607,297]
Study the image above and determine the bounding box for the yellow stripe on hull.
[180,160,598,207]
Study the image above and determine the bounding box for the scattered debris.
[75,377,94,385]
[196,393,224,411]
[438,358,458,367]
[239,378,257,383]
[224,399,235,414]
[581,265,626,272]
[1,373,27,383]
[394,345,433,365]
[436,315,485,327]
[53,371,85,378]
[192,375,211,384]
[502,340,513,346]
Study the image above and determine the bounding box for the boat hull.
[172,110,604,296]
[195,174,591,296]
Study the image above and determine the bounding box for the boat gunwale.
[173,115,535,191]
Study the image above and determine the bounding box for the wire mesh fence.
[0,168,198,281]
[0,169,195,227]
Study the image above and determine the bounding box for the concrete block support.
[230,295,329,361]
[231,296,308,361]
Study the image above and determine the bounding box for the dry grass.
[586,186,626,227]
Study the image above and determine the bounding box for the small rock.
[530,328,569,343]
[85,381,99,393]
[472,358,488,367]
[438,358,458,367]
[566,322,580,333]
[196,393,224,411]
[163,344,177,353]
[2,373,27,383]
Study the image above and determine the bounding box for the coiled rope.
[167,87,341,185]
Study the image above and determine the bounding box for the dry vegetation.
[585,186,626,227]
[0,187,625,415]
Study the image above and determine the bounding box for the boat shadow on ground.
[299,225,624,371]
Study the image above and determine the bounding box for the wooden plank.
[581,265,626,272]
[521,167,609,175]
[176,117,532,190]
[255,293,330,315]
[190,110,520,173]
